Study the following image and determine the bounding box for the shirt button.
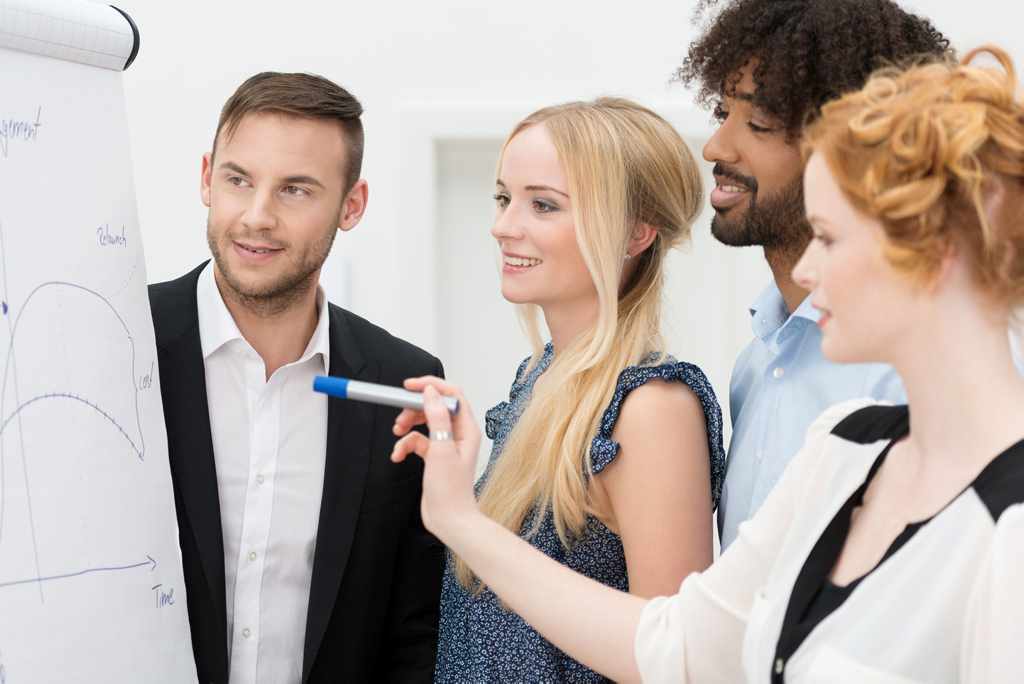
[256,474,265,485]
[775,658,784,674]
[242,628,251,638]
[248,551,257,562]
[240,349,248,358]
[756,449,763,462]
[773,367,784,379]
[250,400,257,410]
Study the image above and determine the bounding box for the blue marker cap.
[313,375,349,398]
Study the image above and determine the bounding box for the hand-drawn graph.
[0,5,197,680]
[0,211,188,676]
[0,207,194,682]
[0,224,147,591]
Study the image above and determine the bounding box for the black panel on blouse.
[972,439,1024,521]
[830,404,909,445]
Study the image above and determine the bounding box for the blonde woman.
[395,49,1024,682]
[417,99,724,681]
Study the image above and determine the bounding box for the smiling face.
[792,153,923,365]
[491,124,597,318]
[703,61,809,252]
[201,112,364,314]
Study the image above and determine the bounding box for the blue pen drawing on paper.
[0,213,161,598]
[152,583,175,609]
[0,205,193,681]
[0,1,197,679]
[96,224,128,248]
[0,268,148,462]
[0,107,41,158]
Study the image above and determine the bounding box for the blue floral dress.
[435,344,725,683]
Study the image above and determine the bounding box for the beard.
[710,164,811,254]
[206,212,340,318]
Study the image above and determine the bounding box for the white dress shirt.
[196,262,330,684]
[637,398,1024,683]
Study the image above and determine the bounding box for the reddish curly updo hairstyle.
[801,47,1024,312]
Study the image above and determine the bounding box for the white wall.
[111,0,1022,439]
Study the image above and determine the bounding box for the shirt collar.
[791,290,822,323]
[196,261,331,370]
[749,280,821,341]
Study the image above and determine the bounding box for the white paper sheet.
[0,4,197,683]
[0,0,135,70]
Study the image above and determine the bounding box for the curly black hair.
[676,0,954,137]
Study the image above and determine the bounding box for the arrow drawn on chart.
[0,555,156,589]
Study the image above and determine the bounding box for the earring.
[623,252,631,261]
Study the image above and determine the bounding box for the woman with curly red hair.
[394,47,1024,683]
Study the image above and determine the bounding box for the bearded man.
[149,72,443,683]
[677,0,952,549]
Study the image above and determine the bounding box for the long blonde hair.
[455,98,704,592]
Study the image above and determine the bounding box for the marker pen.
[313,376,460,414]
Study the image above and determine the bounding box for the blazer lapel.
[303,304,377,682]
[161,327,228,638]
[152,267,229,672]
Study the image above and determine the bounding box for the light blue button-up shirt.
[717,281,906,550]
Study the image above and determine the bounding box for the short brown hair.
[803,47,1024,312]
[212,72,364,192]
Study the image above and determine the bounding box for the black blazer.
[149,263,444,684]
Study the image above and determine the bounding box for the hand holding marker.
[313,376,460,414]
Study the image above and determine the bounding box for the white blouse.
[636,399,1024,683]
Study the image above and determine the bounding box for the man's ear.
[625,222,658,259]
[338,179,369,232]
[200,152,213,208]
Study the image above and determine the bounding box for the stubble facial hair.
[206,211,340,319]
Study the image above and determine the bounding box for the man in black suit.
[149,72,443,683]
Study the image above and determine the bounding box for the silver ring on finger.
[429,430,453,441]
